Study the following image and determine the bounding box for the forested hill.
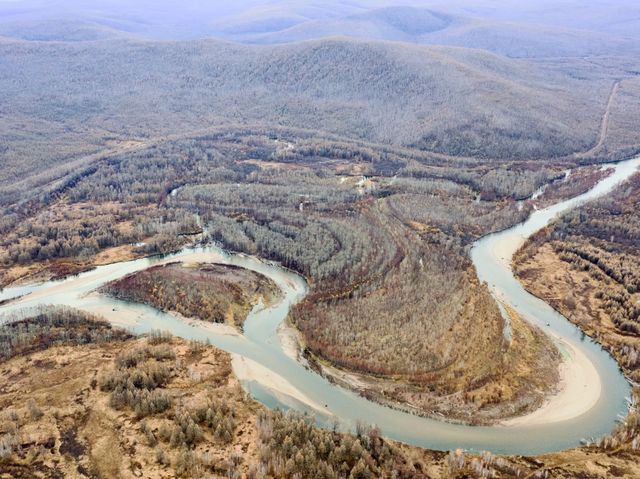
[239,6,640,59]
[2,1,640,58]
[1,36,631,185]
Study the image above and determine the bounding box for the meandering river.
[1,157,638,454]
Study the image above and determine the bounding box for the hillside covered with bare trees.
[0,132,569,423]
[2,1,640,476]
[2,35,639,192]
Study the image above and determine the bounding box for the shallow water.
[1,156,638,454]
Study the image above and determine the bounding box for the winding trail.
[1,156,639,455]
[596,81,620,151]
[576,80,620,158]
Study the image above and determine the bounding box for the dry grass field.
[1,309,639,478]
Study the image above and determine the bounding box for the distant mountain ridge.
[1,1,640,58]
[0,19,131,42]
[244,7,640,59]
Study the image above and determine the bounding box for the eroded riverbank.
[0,157,638,454]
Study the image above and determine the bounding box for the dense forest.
[0,306,131,362]
[2,34,640,192]
[0,130,559,276]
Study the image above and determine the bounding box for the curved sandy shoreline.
[274,229,604,427]
[501,337,601,427]
[275,298,600,429]
[2,156,638,453]
[230,353,326,414]
[486,218,603,427]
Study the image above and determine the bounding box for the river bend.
[1,157,638,454]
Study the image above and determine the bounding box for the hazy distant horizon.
[1,0,639,43]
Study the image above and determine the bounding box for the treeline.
[516,172,640,384]
[99,342,175,418]
[0,306,130,361]
[292,206,482,378]
[0,201,197,271]
[251,411,426,479]
[403,162,563,201]
[547,173,640,335]
[547,172,640,252]
[531,166,612,208]
[557,245,640,335]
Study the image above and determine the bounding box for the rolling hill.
[0,19,130,42]
[0,36,628,187]
[237,6,640,59]
[2,1,640,59]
